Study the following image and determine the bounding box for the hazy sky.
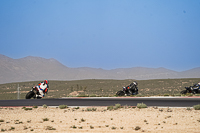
[0,0,200,71]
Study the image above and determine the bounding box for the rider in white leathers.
[35,80,49,98]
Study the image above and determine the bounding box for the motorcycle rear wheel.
[25,91,35,99]
[116,91,125,96]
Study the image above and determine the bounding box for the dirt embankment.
[0,107,200,132]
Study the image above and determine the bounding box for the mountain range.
[0,54,200,84]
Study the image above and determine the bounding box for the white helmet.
[198,82,200,85]
[133,81,138,86]
[123,87,126,91]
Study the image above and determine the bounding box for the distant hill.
[0,54,200,84]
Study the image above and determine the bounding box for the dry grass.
[0,78,200,99]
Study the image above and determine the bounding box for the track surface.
[0,97,200,107]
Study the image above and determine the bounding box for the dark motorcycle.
[180,84,200,94]
[25,87,42,99]
[116,87,138,96]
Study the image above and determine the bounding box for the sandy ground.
[0,106,200,133]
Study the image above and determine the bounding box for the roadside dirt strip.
[0,106,200,132]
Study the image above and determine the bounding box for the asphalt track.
[0,97,200,107]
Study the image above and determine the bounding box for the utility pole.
[17,84,20,99]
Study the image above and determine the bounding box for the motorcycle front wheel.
[180,90,187,94]
[116,91,125,96]
[25,91,35,99]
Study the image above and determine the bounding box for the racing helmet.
[44,80,49,84]
[198,82,200,85]
[123,87,126,91]
[133,81,138,86]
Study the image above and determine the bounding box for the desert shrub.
[135,126,141,130]
[1,129,6,132]
[164,94,170,96]
[111,126,116,130]
[92,108,97,111]
[107,106,113,111]
[43,118,49,121]
[9,127,15,131]
[15,120,23,124]
[113,106,119,110]
[137,103,147,109]
[123,105,129,109]
[136,94,145,97]
[74,107,79,109]
[81,118,85,122]
[70,125,77,129]
[0,119,4,122]
[59,105,68,109]
[23,126,28,130]
[89,94,96,97]
[173,94,181,96]
[32,105,38,108]
[165,116,171,119]
[186,93,193,97]
[24,108,32,111]
[114,104,121,109]
[167,108,172,112]
[46,126,56,130]
[86,108,92,111]
[105,125,109,127]
[193,104,200,110]
[90,125,94,129]
[186,107,191,111]
[86,108,96,111]
[43,104,48,108]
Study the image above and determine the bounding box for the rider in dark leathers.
[126,81,138,95]
[192,82,200,94]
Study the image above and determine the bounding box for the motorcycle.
[116,87,138,96]
[180,84,200,94]
[25,87,42,99]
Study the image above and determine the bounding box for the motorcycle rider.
[34,80,49,98]
[192,82,200,94]
[126,81,138,95]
